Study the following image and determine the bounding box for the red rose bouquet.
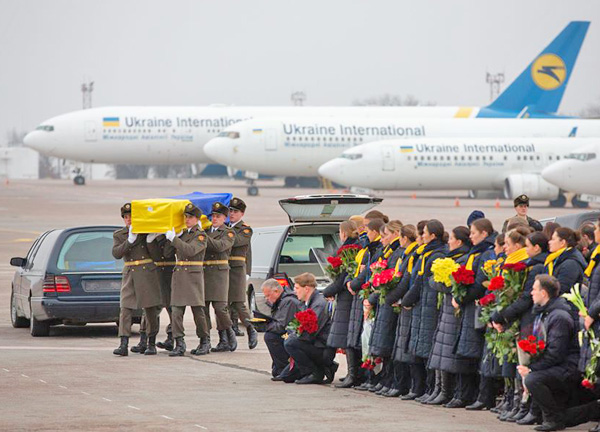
[517,335,546,366]
[373,268,402,305]
[325,256,343,279]
[337,244,362,276]
[450,265,475,304]
[286,308,319,336]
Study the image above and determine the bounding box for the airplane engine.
[503,174,561,201]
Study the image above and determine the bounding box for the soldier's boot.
[246,324,258,350]
[144,335,157,355]
[156,332,174,351]
[226,327,238,352]
[211,330,231,352]
[193,337,211,355]
[169,337,186,357]
[113,336,129,356]
[232,323,245,337]
[130,332,147,354]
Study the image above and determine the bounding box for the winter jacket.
[266,290,301,335]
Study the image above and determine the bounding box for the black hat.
[211,202,229,217]
[514,194,530,207]
[184,203,202,218]
[229,197,247,212]
[467,210,485,227]
[121,203,131,217]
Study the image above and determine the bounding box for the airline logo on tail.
[531,54,567,90]
[103,117,120,127]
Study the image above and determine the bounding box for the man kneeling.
[283,272,335,385]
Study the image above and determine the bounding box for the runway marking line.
[81,391,91,395]
[195,425,208,430]
[21,374,29,378]
[161,415,174,420]
[2,368,9,372]
[39,379,47,383]
[102,397,112,402]
[127,405,141,411]
[59,385,68,389]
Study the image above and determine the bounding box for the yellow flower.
[483,259,497,276]
[431,258,460,287]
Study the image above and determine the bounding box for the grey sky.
[1,0,598,138]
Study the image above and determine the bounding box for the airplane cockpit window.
[217,131,240,139]
[36,125,54,132]
[340,153,362,160]
[565,153,596,161]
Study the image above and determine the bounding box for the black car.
[10,225,132,336]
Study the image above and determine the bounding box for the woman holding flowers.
[365,220,404,396]
[322,221,360,381]
[343,218,385,389]
[428,226,476,408]
[403,219,448,404]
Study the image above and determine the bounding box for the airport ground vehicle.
[246,195,382,321]
[9,226,134,336]
[540,211,600,230]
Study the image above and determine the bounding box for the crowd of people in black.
[261,195,600,432]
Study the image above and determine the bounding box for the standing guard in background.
[204,202,237,352]
[227,197,258,349]
[502,195,543,233]
[163,203,210,357]
[112,203,163,356]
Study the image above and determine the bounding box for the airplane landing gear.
[571,195,590,209]
[549,193,567,208]
[73,175,85,186]
[246,179,259,196]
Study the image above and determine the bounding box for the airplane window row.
[289,136,365,142]
[103,129,171,134]
[406,154,564,162]
[217,131,239,139]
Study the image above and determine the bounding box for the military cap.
[211,201,229,216]
[120,202,131,217]
[229,197,247,212]
[184,203,202,218]
[514,194,530,207]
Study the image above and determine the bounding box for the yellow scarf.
[382,238,400,260]
[353,235,382,277]
[545,247,568,276]
[395,241,418,273]
[466,253,481,271]
[504,248,529,265]
[585,244,600,277]
[418,250,435,275]
[408,244,426,275]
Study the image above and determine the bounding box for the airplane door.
[84,121,98,142]
[381,145,395,171]
[263,129,277,151]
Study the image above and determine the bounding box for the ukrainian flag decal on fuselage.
[252,129,263,134]
[531,54,567,90]
[103,117,120,127]
[400,146,414,153]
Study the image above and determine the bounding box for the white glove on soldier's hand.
[177,230,184,237]
[146,233,158,243]
[127,226,137,244]
[165,228,176,242]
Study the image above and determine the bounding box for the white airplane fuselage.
[542,144,600,195]
[23,106,478,164]
[203,118,600,177]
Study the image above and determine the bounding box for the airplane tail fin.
[478,21,589,118]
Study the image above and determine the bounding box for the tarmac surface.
[0,179,597,431]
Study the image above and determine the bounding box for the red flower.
[327,256,343,268]
[372,274,381,287]
[452,265,475,285]
[337,244,362,255]
[361,282,371,290]
[503,262,527,272]
[528,335,536,342]
[488,276,505,291]
[582,379,595,389]
[479,293,496,306]
[374,357,383,365]
[538,340,545,351]
[294,308,319,334]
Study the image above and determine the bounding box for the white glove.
[146,233,158,243]
[177,230,184,237]
[165,228,176,242]
[127,226,137,244]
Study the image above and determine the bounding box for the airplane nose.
[318,159,345,183]
[204,138,233,164]
[23,131,41,151]
[541,162,565,187]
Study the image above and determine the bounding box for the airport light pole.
[486,72,504,102]
[291,91,306,106]
[81,81,94,110]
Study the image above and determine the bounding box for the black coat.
[529,297,580,380]
[455,235,495,359]
[579,263,600,372]
[390,244,421,364]
[546,247,587,318]
[346,239,381,349]
[491,252,548,336]
[428,246,478,373]
[368,243,403,358]
[323,238,359,349]
[266,290,301,335]
[403,240,447,360]
[298,289,331,348]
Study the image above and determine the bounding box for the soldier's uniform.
[502,194,543,233]
[227,197,258,349]
[163,203,210,356]
[204,202,237,352]
[153,235,176,351]
[112,203,163,356]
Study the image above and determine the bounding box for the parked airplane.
[542,143,600,206]
[317,137,598,207]
[203,117,600,195]
[23,21,588,187]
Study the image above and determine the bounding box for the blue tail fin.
[478,21,589,118]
